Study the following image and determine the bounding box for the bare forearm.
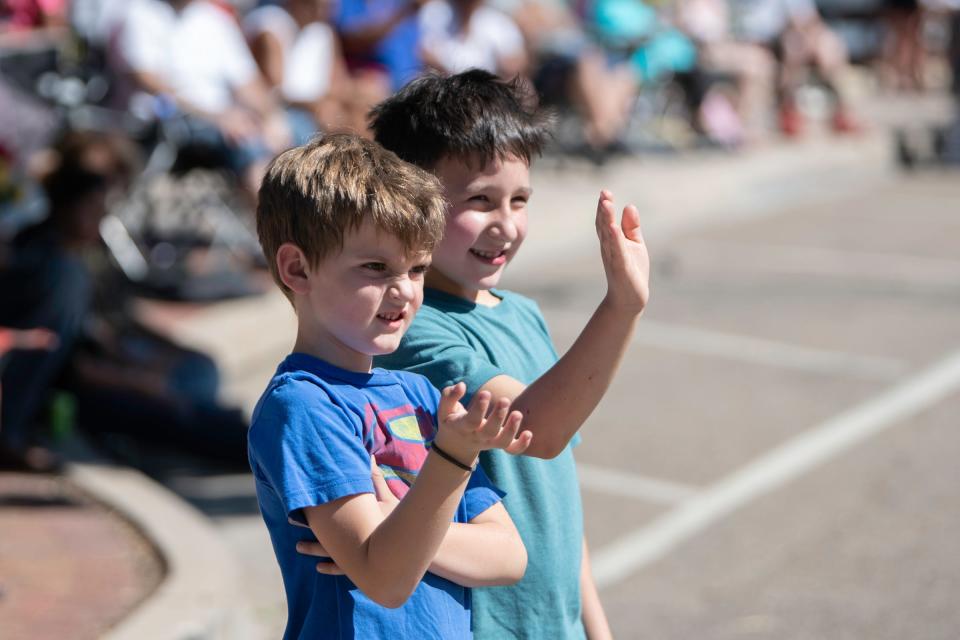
[581,537,613,640]
[129,71,213,119]
[510,298,638,457]
[428,519,526,587]
[356,453,473,603]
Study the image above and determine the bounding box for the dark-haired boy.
[358,71,648,638]
[250,133,533,639]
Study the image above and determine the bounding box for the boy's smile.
[286,220,430,372]
[429,153,531,304]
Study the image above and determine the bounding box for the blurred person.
[334,0,426,132]
[70,0,130,49]
[0,0,68,42]
[0,0,70,97]
[0,327,58,470]
[492,0,639,153]
[678,0,777,144]
[418,0,528,77]
[882,0,925,91]
[0,130,250,471]
[0,130,133,472]
[245,0,363,138]
[111,0,292,192]
[729,0,862,136]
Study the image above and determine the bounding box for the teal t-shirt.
[376,288,586,640]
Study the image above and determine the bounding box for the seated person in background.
[244,0,363,139]
[112,0,291,192]
[677,0,776,145]
[0,129,250,471]
[492,0,638,154]
[0,326,58,470]
[0,130,135,472]
[0,0,68,47]
[418,0,528,78]
[728,0,862,136]
[334,0,426,133]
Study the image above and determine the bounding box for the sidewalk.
[0,471,162,639]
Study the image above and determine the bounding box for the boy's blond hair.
[257,134,447,297]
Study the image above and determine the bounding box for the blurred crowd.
[1,0,958,472]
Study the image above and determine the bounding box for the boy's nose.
[390,278,415,301]
[488,210,518,241]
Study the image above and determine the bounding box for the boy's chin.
[368,335,404,356]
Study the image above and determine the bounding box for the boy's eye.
[468,194,489,203]
[411,264,431,276]
[362,262,387,272]
[512,196,528,206]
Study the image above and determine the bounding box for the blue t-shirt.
[249,353,503,640]
[335,0,422,91]
[376,289,586,640]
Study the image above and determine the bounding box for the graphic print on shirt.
[362,402,437,498]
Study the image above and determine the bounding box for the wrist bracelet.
[429,442,475,472]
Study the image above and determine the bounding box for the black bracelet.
[429,442,475,472]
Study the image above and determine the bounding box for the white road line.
[681,242,960,286]
[577,463,698,505]
[635,321,907,380]
[541,310,906,379]
[592,348,960,589]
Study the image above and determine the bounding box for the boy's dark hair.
[369,70,553,170]
[257,133,446,298]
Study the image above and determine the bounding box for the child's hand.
[435,383,532,465]
[595,190,650,315]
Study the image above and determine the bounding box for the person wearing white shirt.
[418,0,527,78]
[114,0,289,190]
[245,0,362,139]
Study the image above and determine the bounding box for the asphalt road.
[530,172,960,640]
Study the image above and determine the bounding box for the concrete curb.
[66,462,253,639]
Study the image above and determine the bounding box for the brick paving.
[0,472,164,640]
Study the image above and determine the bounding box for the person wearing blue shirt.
[249,133,532,639]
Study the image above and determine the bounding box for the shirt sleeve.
[463,463,505,521]
[249,378,374,526]
[380,312,506,403]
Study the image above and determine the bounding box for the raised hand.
[595,190,650,314]
[434,383,532,465]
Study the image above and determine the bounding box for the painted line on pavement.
[578,463,698,505]
[592,348,960,588]
[635,321,906,380]
[682,242,960,286]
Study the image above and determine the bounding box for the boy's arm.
[580,536,613,640]
[427,504,527,587]
[309,502,528,588]
[303,385,530,608]
[303,450,527,587]
[482,191,649,458]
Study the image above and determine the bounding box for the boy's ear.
[276,242,312,295]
